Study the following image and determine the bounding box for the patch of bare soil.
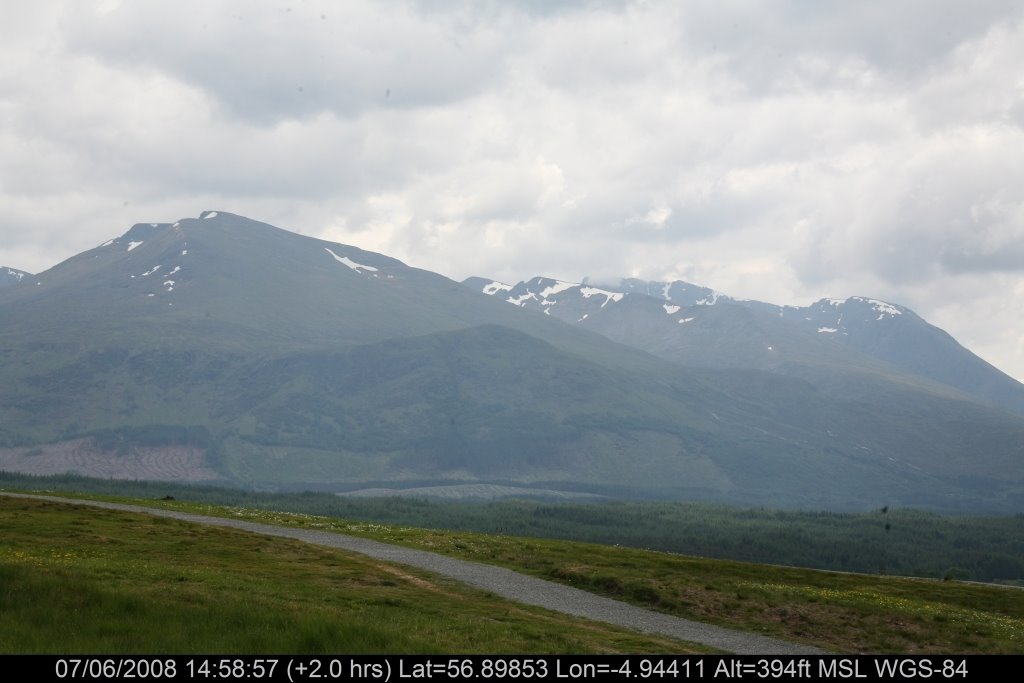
[0,438,219,481]
[374,564,443,592]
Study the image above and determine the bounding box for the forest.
[3,471,1023,584]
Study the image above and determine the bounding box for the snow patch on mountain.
[663,304,681,315]
[539,280,576,299]
[816,297,904,321]
[325,247,378,274]
[855,297,903,318]
[818,327,838,334]
[482,281,512,295]
[127,241,143,251]
[507,292,537,306]
[580,287,623,307]
[695,291,723,305]
[495,277,627,310]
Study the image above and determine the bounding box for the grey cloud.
[65,0,510,125]
[678,0,1024,95]
[909,19,1024,132]
[409,0,628,19]
[789,126,1024,289]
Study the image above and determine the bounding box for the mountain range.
[463,276,1024,415]
[2,211,1023,512]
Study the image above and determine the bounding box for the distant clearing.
[0,439,218,481]
[338,483,608,501]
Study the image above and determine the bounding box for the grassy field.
[7,491,1024,654]
[63,493,1024,655]
[0,496,704,654]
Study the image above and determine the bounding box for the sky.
[2,1,1024,381]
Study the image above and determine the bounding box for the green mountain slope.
[2,212,1023,511]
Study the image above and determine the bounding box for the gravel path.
[3,493,824,655]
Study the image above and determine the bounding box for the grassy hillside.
[0,496,699,654]
[11,491,1024,654]
[4,324,1024,512]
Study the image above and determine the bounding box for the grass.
[0,496,704,654]
[10,490,1024,653]
[89,493,1024,654]
[325,525,1024,654]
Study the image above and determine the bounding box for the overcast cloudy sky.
[3,1,1024,380]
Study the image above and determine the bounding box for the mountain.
[780,296,1024,415]
[2,212,1024,512]
[466,276,1024,416]
[1,267,29,288]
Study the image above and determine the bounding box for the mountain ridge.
[465,275,1024,416]
[3,212,1024,512]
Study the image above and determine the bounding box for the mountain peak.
[464,276,513,296]
[467,272,1024,415]
[810,296,913,322]
[610,278,730,307]
[485,276,627,312]
[120,222,171,244]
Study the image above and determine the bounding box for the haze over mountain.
[465,276,1024,416]
[2,212,1023,512]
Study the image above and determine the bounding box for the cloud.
[676,0,1024,94]
[2,1,1023,379]
[64,0,512,125]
